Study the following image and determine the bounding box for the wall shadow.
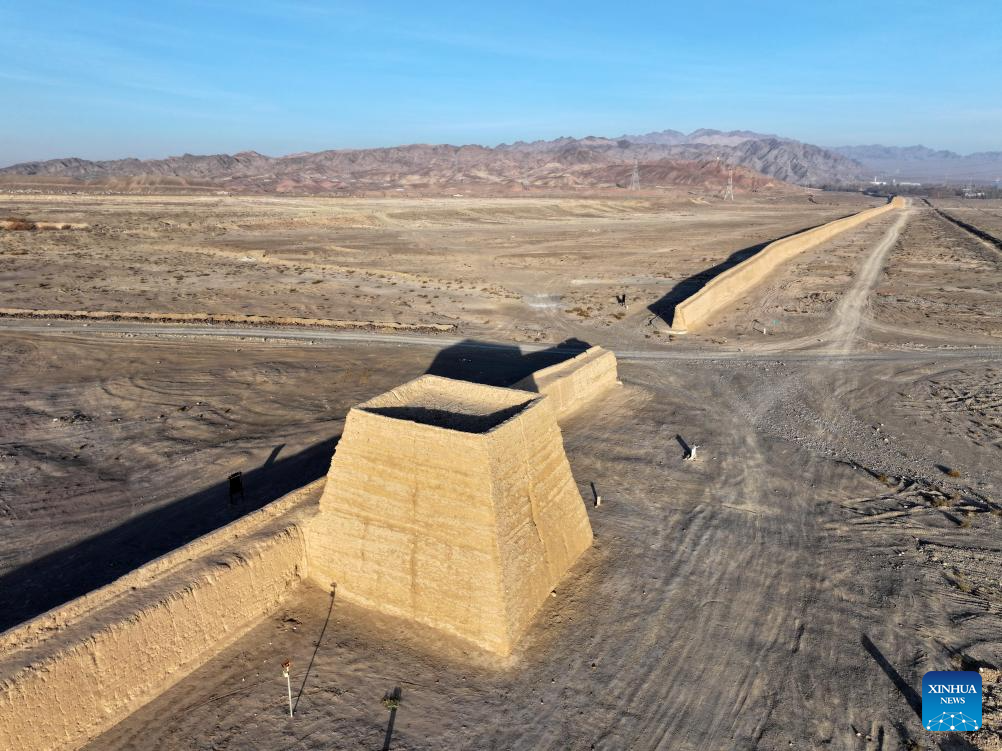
[0,338,590,633]
[861,634,922,718]
[928,202,1002,252]
[0,436,338,632]
[647,219,846,326]
[424,337,591,387]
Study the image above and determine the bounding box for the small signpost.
[282,660,293,718]
[590,481,602,507]
[675,434,699,461]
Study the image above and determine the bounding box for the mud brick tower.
[308,375,593,655]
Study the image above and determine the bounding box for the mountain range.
[2,130,997,194]
[831,144,1002,184]
[0,130,863,194]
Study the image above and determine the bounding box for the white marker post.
[282,660,293,718]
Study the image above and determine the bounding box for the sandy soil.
[931,199,1002,239]
[871,206,1002,343]
[0,192,878,346]
[2,192,1001,750]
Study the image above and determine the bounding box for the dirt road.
[825,208,911,353]
[1,315,1000,364]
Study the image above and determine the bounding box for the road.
[825,209,911,353]
[1,316,1000,366]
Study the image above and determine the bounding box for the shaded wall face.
[673,201,901,330]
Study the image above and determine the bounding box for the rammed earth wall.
[671,196,907,330]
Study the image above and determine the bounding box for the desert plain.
[1,189,1001,750]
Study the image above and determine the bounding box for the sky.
[2,0,1001,166]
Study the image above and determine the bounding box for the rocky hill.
[0,129,865,193]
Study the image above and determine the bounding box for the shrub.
[3,217,36,231]
[951,570,974,592]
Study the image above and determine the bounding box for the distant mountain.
[834,145,961,161]
[609,131,861,184]
[0,129,865,193]
[619,128,793,148]
[613,129,687,146]
[832,144,1002,183]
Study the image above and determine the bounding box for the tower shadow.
[423,337,591,387]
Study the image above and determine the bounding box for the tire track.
[825,210,911,353]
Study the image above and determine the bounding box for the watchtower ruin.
[307,375,593,655]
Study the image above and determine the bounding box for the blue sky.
[2,0,1000,165]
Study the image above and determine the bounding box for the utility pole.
[722,169,734,201]
[628,160,640,191]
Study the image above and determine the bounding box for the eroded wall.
[672,196,907,330]
[512,345,619,420]
[0,484,318,751]
[306,376,593,655]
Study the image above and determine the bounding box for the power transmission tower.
[628,160,640,191]
[722,168,734,201]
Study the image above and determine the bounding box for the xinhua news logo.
[923,671,982,732]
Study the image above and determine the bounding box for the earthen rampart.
[512,345,618,420]
[0,483,319,751]
[0,351,620,748]
[671,196,907,330]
